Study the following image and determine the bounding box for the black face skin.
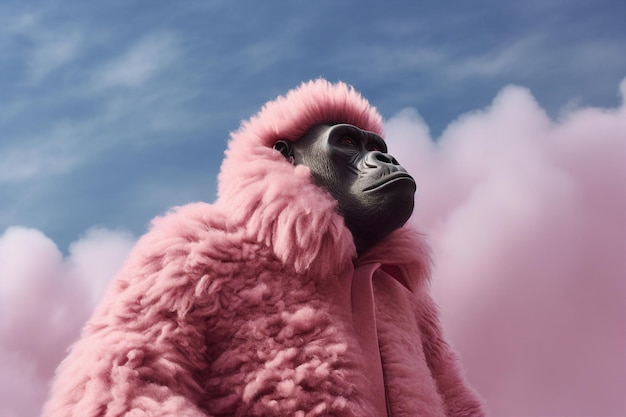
[274,124,416,256]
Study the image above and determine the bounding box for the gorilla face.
[274,124,416,255]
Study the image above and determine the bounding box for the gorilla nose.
[365,151,400,167]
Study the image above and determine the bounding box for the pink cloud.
[386,79,626,416]
[0,227,134,417]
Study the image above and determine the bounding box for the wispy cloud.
[327,16,623,97]
[27,31,83,84]
[0,143,79,183]
[1,9,83,85]
[92,32,181,89]
[0,115,117,183]
[0,20,201,184]
[446,35,543,79]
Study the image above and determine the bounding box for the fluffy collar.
[216,79,429,286]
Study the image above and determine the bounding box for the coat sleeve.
[42,204,222,417]
[419,293,486,417]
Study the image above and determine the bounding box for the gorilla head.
[274,123,416,255]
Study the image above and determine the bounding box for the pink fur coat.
[43,80,484,417]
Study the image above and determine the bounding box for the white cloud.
[327,43,447,79]
[385,78,626,416]
[27,31,83,84]
[68,227,135,305]
[93,33,181,89]
[0,29,196,184]
[0,142,80,183]
[448,36,543,79]
[0,118,107,183]
[0,9,83,84]
[0,347,48,417]
[0,226,135,417]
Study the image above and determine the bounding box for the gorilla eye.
[340,137,356,146]
[367,144,382,152]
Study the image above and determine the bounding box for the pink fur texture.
[43,79,484,416]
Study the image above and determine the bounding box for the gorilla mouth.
[363,172,416,192]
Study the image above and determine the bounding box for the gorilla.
[274,123,416,256]
[43,79,484,417]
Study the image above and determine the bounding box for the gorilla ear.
[273,140,295,164]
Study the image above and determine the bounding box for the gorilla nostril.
[370,151,398,165]
[364,152,382,167]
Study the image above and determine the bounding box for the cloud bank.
[1,80,624,416]
[386,79,626,416]
[0,227,135,417]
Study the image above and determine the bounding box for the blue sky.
[1,0,624,252]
